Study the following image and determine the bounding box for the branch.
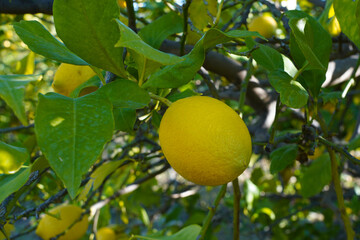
[0,0,53,14]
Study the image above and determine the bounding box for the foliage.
[0,0,360,239]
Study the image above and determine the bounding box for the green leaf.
[270,144,298,174]
[13,20,87,65]
[0,168,30,203]
[114,108,136,132]
[0,141,29,174]
[334,0,360,49]
[349,135,360,151]
[143,28,261,88]
[53,0,126,77]
[300,155,332,198]
[151,110,162,129]
[100,79,150,109]
[0,74,40,125]
[298,69,326,98]
[78,160,124,200]
[115,19,183,66]
[286,10,332,70]
[245,38,284,72]
[268,70,309,108]
[134,224,201,240]
[138,12,183,49]
[35,92,114,198]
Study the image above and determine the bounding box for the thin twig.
[0,124,34,134]
[125,0,137,32]
[180,0,192,56]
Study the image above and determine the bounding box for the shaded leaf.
[0,74,40,125]
[300,155,331,198]
[134,224,201,240]
[0,168,30,203]
[35,92,114,198]
[114,108,137,132]
[139,12,183,49]
[78,160,124,200]
[270,144,298,174]
[100,79,150,109]
[53,0,126,77]
[13,20,87,65]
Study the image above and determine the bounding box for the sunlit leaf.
[13,20,87,65]
[0,141,29,174]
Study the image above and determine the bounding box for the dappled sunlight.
[50,116,65,127]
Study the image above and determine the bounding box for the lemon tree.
[0,0,360,240]
[159,96,252,186]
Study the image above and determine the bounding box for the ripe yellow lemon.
[36,205,89,240]
[248,15,277,38]
[96,227,116,240]
[159,96,252,185]
[52,63,96,97]
[0,223,14,240]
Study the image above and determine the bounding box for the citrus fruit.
[159,96,252,185]
[35,204,89,240]
[52,63,97,97]
[248,14,277,38]
[0,223,14,240]
[96,227,116,240]
[117,0,126,8]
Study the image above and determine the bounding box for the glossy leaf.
[268,70,309,108]
[0,75,39,125]
[270,144,298,174]
[0,168,30,203]
[286,10,332,71]
[189,0,214,30]
[13,20,87,65]
[139,12,183,49]
[0,141,29,174]
[100,79,150,109]
[53,0,126,77]
[115,19,183,66]
[35,92,114,198]
[334,0,360,49]
[300,154,331,198]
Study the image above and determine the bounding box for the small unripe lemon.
[52,63,97,97]
[159,96,252,186]
[96,227,116,240]
[36,205,89,240]
[248,15,277,38]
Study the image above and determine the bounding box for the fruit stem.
[315,102,355,240]
[149,93,172,107]
[232,178,241,240]
[197,184,227,240]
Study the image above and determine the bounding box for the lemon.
[52,63,96,97]
[117,0,126,8]
[96,227,116,240]
[159,96,252,186]
[36,204,89,240]
[248,14,277,39]
[0,223,14,240]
